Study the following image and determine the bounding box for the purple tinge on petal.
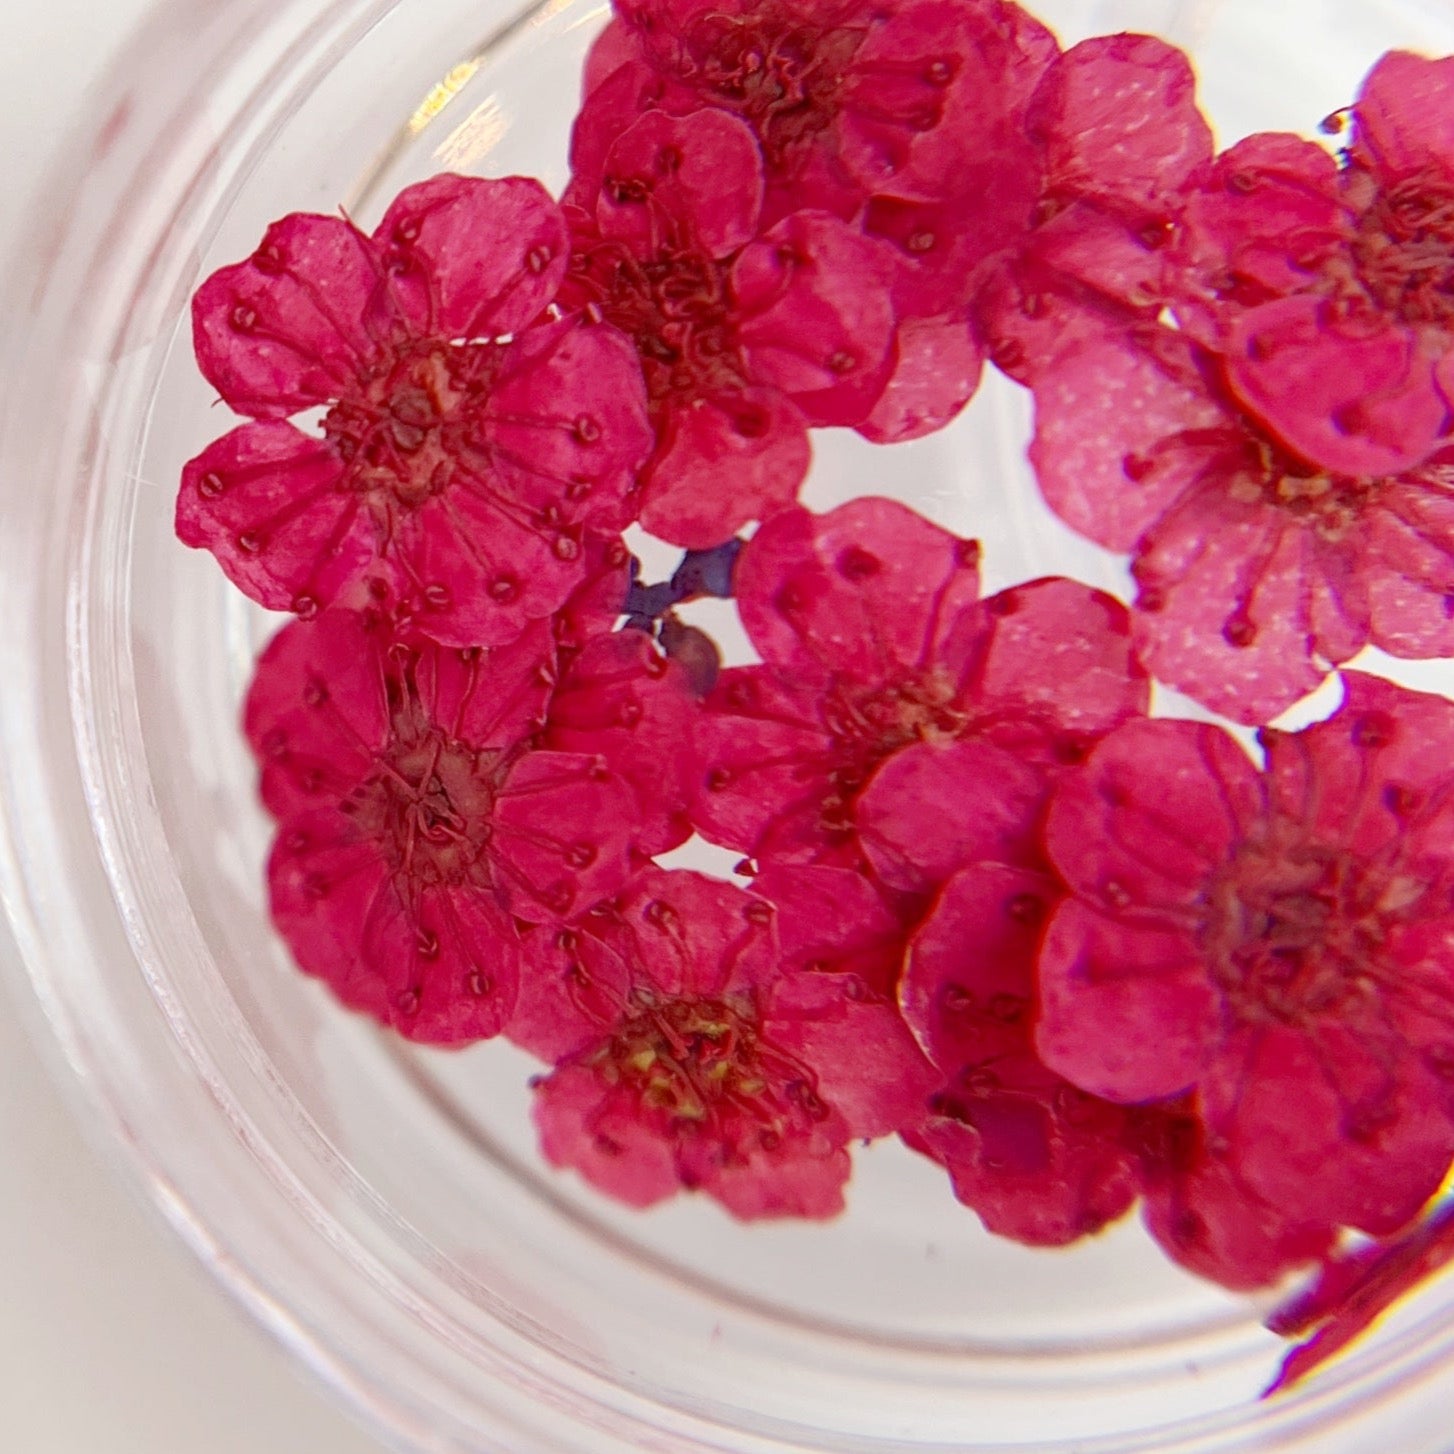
[191,213,384,417]
[244,609,390,820]
[857,310,984,443]
[375,174,569,339]
[1226,296,1448,478]
[734,211,898,427]
[1044,717,1262,910]
[1352,50,1454,179]
[597,109,765,258]
[640,387,810,549]
[856,738,1047,894]
[177,421,372,614]
[1030,34,1213,208]
[1035,900,1219,1104]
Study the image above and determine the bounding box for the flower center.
[591,988,825,1133]
[1226,433,1383,542]
[573,237,741,410]
[1202,827,1424,1028]
[676,10,864,166]
[325,341,497,511]
[346,728,500,887]
[1350,165,1454,327]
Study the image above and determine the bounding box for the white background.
[0,3,383,1450]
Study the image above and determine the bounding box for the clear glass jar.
[4,0,1454,1449]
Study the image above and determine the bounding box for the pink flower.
[245,603,649,1043]
[1166,52,1454,477]
[980,33,1214,385]
[561,107,897,547]
[900,860,1142,1246]
[693,498,1148,870]
[1029,324,1454,724]
[510,868,931,1217]
[1037,675,1454,1237]
[178,175,651,645]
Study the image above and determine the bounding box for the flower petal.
[244,611,389,820]
[191,213,383,416]
[857,739,1047,893]
[734,211,897,427]
[177,421,371,613]
[640,387,810,549]
[1045,718,1260,910]
[375,175,569,338]
[1035,900,1219,1103]
[856,310,984,443]
[1353,50,1454,178]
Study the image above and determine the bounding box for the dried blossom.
[179,175,651,645]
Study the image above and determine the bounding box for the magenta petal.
[1036,900,1218,1103]
[1207,1026,1454,1235]
[962,577,1149,743]
[509,921,634,1064]
[177,421,371,613]
[597,110,764,258]
[692,669,830,854]
[769,982,937,1140]
[1033,34,1213,205]
[614,868,780,999]
[734,211,897,427]
[493,751,638,922]
[1362,478,1454,656]
[244,611,389,820]
[641,388,810,549]
[191,213,381,416]
[901,862,1056,1070]
[736,499,981,690]
[1353,51,1454,177]
[1131,490,1340,724]
[753,862,907,999]
[545,629,698,856]
[857,310,984,444]
[857,739,1046,893]
[399,488,582,649]
[375,175,568,339]
[696,1131,851,1222]
[486,317,652,532]
[1045,718,1260,910]
[1227,298,1447,477]
[1028,333,1229,551]
[266,810,397,1027]
[534,1066,683,1209]
[420,620,556,754]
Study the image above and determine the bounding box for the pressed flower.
[510,868,931,1216]
[900,861,1141,1246]
[246,603,642,1043]
[178,175,651,645]
[693,498,1147,869]
[1029,324,1454,724]
[1266,1198,1454,1392]
[1167,51,1454,477]
[562,107,897,547]
[1038,675,1454,1236]
[980,33,1214,385]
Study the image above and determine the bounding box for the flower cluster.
[177,0,1454,1392]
